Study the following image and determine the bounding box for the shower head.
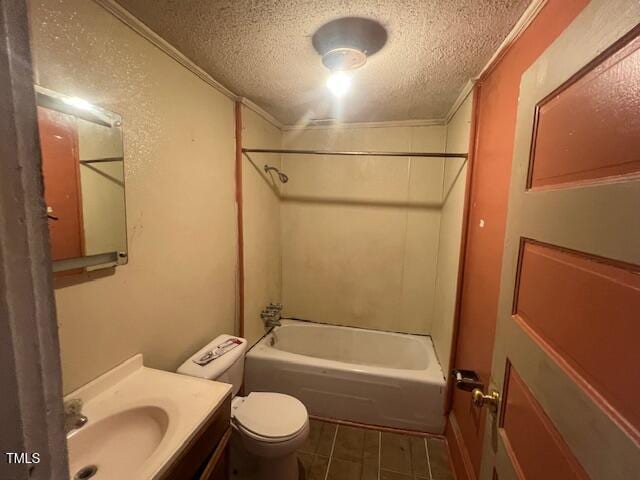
[264,165,288,184]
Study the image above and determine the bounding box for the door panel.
[529,34,640,189]
[500,363,589,480]
[492,314,640,479]
[514,241,640,438]
[482,1,640,479]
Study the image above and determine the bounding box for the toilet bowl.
[177,334,309,480]
[231,392,309,478]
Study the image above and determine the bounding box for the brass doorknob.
[471,388,500,412]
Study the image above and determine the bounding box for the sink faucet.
[261,303,283,328]
[64,398,88,435]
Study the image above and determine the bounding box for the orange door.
[479,3,640,479]
[446,1,588,478]
[37,106,84,261]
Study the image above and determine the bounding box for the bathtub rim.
[246,319,446,385]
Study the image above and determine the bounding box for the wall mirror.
[35,86,128,273]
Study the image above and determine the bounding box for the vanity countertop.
[64,354,231,479]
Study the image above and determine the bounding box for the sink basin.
[68,406,169,479]
[64,354,232,479]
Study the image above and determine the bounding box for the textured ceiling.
[114,0,530,125]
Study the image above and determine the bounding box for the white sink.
[64,355,232,479]
[68,406,169,478]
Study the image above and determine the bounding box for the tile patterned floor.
[298,420,455,480]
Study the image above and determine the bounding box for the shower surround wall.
[241,106,283,345]
[280,125,448,334]
[431,94,473,374]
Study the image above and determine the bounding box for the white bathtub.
[244,319,446,433]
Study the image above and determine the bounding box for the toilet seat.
[232,392,308,443]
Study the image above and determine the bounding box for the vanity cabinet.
[159,394,231,480]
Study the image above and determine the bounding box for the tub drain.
[74,465,98,480]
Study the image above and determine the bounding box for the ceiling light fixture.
[326,71,352,97]
[312,17,387,98]
[322,47,367,71]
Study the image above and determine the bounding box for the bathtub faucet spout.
[261,303,283,328]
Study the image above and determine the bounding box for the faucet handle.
[64,398,83,416]
[63,398,88,434]
[267,303,283,311]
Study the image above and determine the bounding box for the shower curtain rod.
[242,148,467,159]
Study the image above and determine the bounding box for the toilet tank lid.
[177,334,247,380]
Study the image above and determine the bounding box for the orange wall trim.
[445,412,476,480]
[235,101,245,338]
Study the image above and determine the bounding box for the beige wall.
[281,125,446,334]
[431,94,473,375]
[29,0,238,393]
[241,106,283,345]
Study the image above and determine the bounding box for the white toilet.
[177,335,309,480]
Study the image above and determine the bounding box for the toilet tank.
[177,334,248,396]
